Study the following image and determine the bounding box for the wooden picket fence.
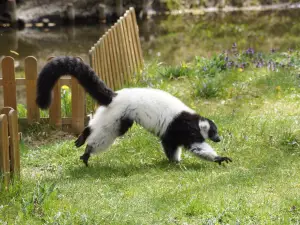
[0,7,143,135]
[0,56,86,134]
[0,107,20,190]
[89,7,143,90]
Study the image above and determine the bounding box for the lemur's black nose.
[211,135,221,142]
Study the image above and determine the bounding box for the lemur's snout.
[211,135,221,142]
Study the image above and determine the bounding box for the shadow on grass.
[66,159,210,180]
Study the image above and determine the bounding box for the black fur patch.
[161,111,205,150]
[161,141,178,161]
[80,145,93,167]
[75,126,91,147]
[119,118,134,136]
[36,56,116,109]
[207,119,218,139]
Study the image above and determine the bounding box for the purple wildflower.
[256,60,264,68]
[226,61,234,68]
[245,48,255,55]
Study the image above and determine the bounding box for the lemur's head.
[199,118,221,142]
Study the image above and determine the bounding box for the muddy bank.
[14,0,300,25]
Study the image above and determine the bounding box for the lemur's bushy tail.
[36,56,116,109]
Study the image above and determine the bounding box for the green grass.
[1,51,300,224]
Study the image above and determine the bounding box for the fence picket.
[109,27,121,89]
[130,7,144,70]
[103,34,115,90]
[8,109,20,177]
[125,10,139,75]
[93,44,100,78]
[124,11,138,76]
[98,39,105,82]
[95,41,102,78]
[0,114,10,189]
[100,37,108,87]
[107,29,118,90]
[121,17,134,81]
[25,56,40,124]
[1,57,17,110]
[116,19,130,83]
[112,26,124,88]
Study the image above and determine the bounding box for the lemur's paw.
[75,135,85,148]
[214,156,232,165]
[80,153,90,167]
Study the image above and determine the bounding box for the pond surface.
[1,8,300,69]
[0,8,300,106]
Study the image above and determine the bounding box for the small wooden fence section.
[0,107,20,190]
[0,56,86,134]
[89,7,143,90]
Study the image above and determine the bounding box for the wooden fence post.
[25,56,40,124]
[0,114,10,190]
[8,109,20,177]
[1,57,17,110]
[0,107,20,178]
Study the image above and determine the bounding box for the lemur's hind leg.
[79,117,132,167]
[80,145,93,167]
[162,141,181,163]
[75,126,91,147]
[80,130,119,166]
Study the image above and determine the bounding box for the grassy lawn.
[1,50,300,224]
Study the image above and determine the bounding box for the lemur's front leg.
[162,141,182,162]
[189,142,232,165]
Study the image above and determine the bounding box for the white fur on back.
[89,88,195,139]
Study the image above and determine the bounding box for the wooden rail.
[0,56,86,134]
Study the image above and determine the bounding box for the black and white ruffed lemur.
[36,56,232,166]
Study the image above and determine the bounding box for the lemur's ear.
[199,120,210,131]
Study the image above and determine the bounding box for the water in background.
[1,9,300,68]
[0,9,300,105]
